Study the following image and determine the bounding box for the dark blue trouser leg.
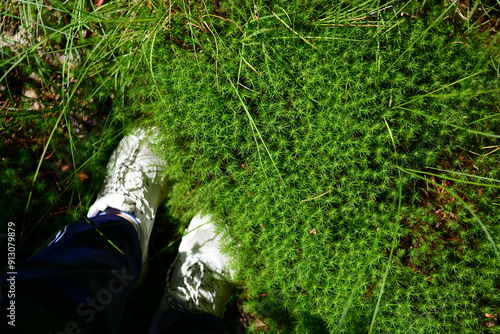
[1,215,141,334]
[149,308,229,334]
[1,215,230,333]
[154,312,230,334]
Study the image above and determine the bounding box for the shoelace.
[101,162,156,221]
[166,261,217,315]
[99,133,160,220]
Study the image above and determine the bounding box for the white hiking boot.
[151,213,234,331]
[87,128,169,266]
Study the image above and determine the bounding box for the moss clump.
[129,1,500,333]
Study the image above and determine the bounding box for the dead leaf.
[255,319,267,328]
[485,321,496,328]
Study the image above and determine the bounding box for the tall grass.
[0,0,165,256]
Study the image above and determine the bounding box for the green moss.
[128,1,500,333]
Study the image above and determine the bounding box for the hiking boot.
[87,127,169,265]
[153,213,234,326]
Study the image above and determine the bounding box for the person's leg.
[149,214,234,334]
[1,214,141,333]
[154,313,229,334]
[1,128,168,333]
